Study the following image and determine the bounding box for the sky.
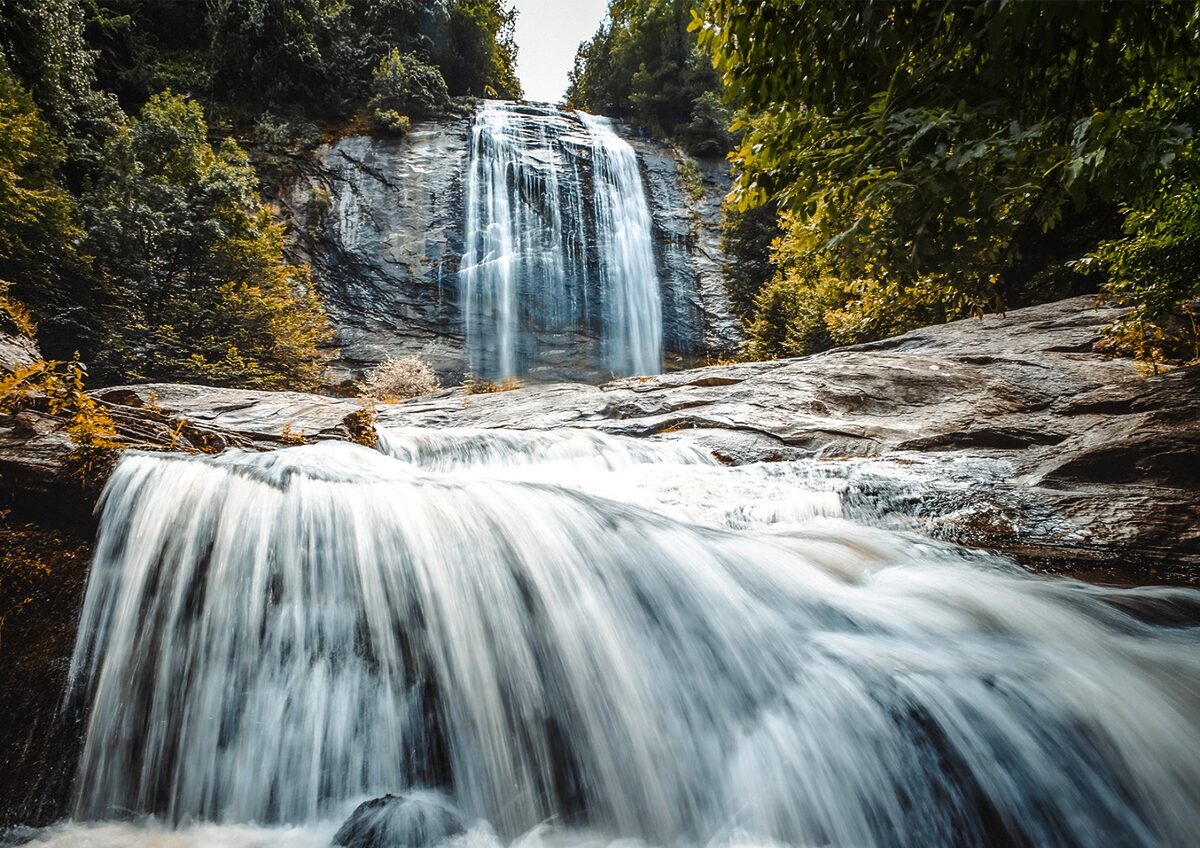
[510,0,610,104]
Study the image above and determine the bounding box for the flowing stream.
[17,426,1200,848]
[459,102,663,379]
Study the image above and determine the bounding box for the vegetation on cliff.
[574,0,1199,366]
[0,0,522,390]
[566,0,729,156]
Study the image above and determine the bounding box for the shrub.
[345,396,377,448]
[370,109,412,137]
[461,375,519,394]
[81,92,331,388]
[0,356,122,479]
[369,49,451,120]
[359,356,440,401]
[0,281,36,338]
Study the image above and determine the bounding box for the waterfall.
[56,428,1200,848]
[578,113,663,376]
[459,102,663,379]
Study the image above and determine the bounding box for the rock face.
[333,792,466,848]
[280,121,472,380]
[279,105,740,382]
[0,328,39,373]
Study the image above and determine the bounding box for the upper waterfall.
[459,102,663,379]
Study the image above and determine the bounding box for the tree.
[82,0,212,111]
[204,0,520,119]
[81,91,329,387]
[566,0,727,155]
[0,0,121,179]
[369,48,451,132]
[439,0,522,99]
[0,56,82,339]
[693,0,1200,354]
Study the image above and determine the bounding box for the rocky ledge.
[2,295,1197,578]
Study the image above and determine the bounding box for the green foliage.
[0,0,121,176]
[440,0,522,100]
[81,92,330,388]
[83,0,211,109]
[0,355,122,478]
[1088,161,1200,368]
[371,109,411,137]
[720,200,781,320]
[369,48,450,124]
[0,280,36,338]
[676,153,704,202]
[0,57,83,331]
[567,0,728,155]
[204,0,519,120]
[744,257,838,360]
[692,0,1200,361]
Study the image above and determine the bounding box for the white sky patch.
[510,0,610,104]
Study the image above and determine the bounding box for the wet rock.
[374,297,1200,576]
[333,792,466,848]
[2,297,1195,578]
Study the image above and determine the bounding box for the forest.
[0,0,519,391]
[1,0,1198,393]
[570,0,1200,367]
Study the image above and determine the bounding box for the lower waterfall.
[32,428,1200,848]
[459,102,663,380]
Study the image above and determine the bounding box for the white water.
[577,114,662,376]
[31,427,1200,848]
[459,102,663,379]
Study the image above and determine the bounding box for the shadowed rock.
[333,792,466,848]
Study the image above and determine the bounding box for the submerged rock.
[333,792,466,848]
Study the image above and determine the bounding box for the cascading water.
[578,113,662,376]
[459,102,663,379]
[35,426,1200,848]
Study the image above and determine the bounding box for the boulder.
[333,792,466,848]
[0,328,39,373]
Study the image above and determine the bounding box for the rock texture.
[280,122,472,380]
[369,296,1200,577]
[278,107,740,382]
[625,136,742,356]
[0,328,38,373]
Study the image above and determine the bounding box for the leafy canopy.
[0,56,81,330]
[692,0,1200,357]
[567,0,729,156]
[81,91,330,387]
